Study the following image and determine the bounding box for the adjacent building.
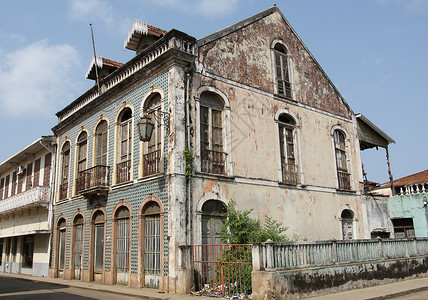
[0,136,56,277]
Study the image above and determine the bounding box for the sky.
[0,0,427,184]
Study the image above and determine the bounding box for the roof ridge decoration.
[85,56,103,80]
[124,20,148,50]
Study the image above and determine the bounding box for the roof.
[0,136,55,175]
[85,56,123,80]
[356,113,395,150]
[124,20,167,51]
[383,169,428,188]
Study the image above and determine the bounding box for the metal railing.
[76,165,110,192]
[281,163,299,185]
[337,170,351,190]
[0,186,50,213]
[116,160,131,184]
[143,150,161,176]
[192,244,252,297]
[201,149,227,175]
[59,182,68,201]
[253,238,428,271]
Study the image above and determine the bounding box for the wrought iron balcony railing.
[143,150,161,177]
[337,170,351,190]
[201,149,227,175]
[76,165,110,193]
[0,186,50,214]
[117,160,131,184]
[281,163,300,185]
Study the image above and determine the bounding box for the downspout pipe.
[185,72,193,246]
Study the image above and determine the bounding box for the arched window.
[59,142,70,201]
[73,215,84,280]
[77,132,88,173]
[273,43,292,98]
[201,200,226,245]
[142,202,161,283]
[278,114,299,185]
[115,206,130,285]
[200,92,225,175]
[341,209,354,240]
[92,211,105,282]
[334,130,351,190]
[143,93,162,176]
[95,121,108,166]
[57,218,67,275]
[117,108,132,183]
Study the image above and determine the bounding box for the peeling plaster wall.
[389,194,428,237]
[192,177,365,241]
[198,11,351,119]
[0,208,49,237]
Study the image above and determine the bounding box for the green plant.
[184,142,194,180]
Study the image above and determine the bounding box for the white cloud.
[0,40,80,117]
[69,0,115,25]
[150,0,240,18]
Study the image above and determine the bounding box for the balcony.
[143,150,161,176]
[201,149,227,175]
[116,160,131,184]
[76,165,110,198]
[281,163,300,185]
[0,186,50,215]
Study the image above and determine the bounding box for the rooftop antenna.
[90,23,100,92]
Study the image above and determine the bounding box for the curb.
[367,285,428,300]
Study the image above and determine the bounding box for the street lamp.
[137,115,155,142]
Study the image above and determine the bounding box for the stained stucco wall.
[389,193,428,237]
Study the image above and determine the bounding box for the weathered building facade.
[47,6,393,293]
[0,136,55,277]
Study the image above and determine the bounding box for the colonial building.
[48,6,393,293]
[0,136,55,277]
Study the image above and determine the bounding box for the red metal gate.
[192,244,252,297]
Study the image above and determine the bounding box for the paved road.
[0,277,141,299]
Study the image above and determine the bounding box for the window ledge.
[111,181,133,190]
[194,171,235,182]
[55,199,69,205]
[336,188,356,194]
[137,173,165,182]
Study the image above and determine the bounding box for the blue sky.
[0,0,427,184]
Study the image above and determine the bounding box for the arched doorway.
[141,201,161,288]
[201,200,226,245]
[91,210,105,282]
[57,218,67,278]
[341,209,354,240]
[73,215,84,280]
[114,206,130,285]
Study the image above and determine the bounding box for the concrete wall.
[0,208,49,237]
[252,256,428,299]
[389,193,428,237]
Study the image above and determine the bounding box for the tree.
[219,200,289,244]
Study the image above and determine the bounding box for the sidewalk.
[309,276,428,300]
[1,272,428,299]
[0,272,195,300]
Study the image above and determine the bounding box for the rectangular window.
[17,171,24,194]
[77,141,87,173]
[4,176,10,199]
[0,178,4,200]
[43,153,52,186]
[26,163,33,190]
[11,172,17,196]
[275,52,291,98]
[33,158,41,187]
[392,218,415,238]
[22,235,34,268]
[96,129,108,166]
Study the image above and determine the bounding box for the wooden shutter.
[34,158,41,187]
[26,163,33,190]
[43,153,52,186]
